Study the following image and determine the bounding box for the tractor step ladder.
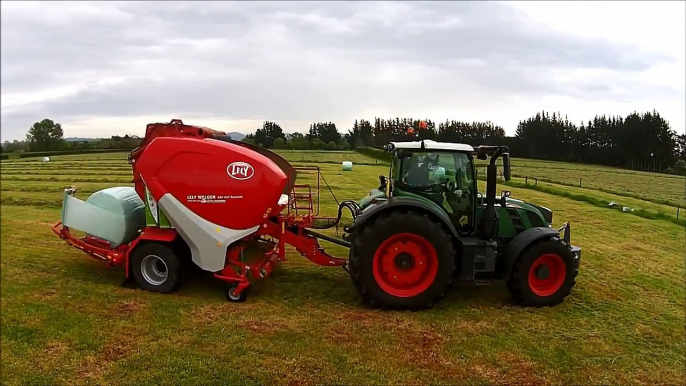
[473,240,498,285]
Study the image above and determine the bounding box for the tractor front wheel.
[348,210,456,310]
[130,242,184,294]
[506,237,578,307]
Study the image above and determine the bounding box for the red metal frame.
[52,222,129,266]
[53,222,179,278]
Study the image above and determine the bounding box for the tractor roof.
[389,139,474,152]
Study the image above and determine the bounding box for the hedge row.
[1,148,130,160]
[354,146,391,163]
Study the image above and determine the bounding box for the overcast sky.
[1,1,684,141]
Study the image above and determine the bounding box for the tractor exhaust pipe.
[478,146,510,239]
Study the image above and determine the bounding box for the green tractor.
[344,140,581,310]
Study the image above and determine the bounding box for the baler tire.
[348,210,456,310]
[506,236,578,307]
[225,284,248,303]
[130,242,184,294]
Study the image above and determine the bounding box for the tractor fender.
[498,227,559,279]
[349,197,459,239]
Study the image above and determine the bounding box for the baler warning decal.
[227,162,255,180]
[146,187,159,225]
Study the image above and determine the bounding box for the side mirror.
[378,175,388,191]
[502,152,511,181]
[499,190,510,207]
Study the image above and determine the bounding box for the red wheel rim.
[372,233,439,298]
[528,253,566,296]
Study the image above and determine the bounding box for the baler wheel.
[130,242,184,294]
[348,210,456,310]
[226,284,248,303]
[506,236,578,307]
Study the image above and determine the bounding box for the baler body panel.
[135,137,288,231]
[158,193,260,272]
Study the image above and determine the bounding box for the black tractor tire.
[348,210,456,310]
[506,236,578,307]
[130,242,185,294]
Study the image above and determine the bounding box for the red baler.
[53,119,351,302]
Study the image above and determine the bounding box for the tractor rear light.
[278,194,289,206]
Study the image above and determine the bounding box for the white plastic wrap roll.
[62,187,146,247]
[342,161,353,171]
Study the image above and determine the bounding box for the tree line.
[243,121,350,150]
[242,110,684,175]
[513,110,685,174]
[1,119,143,153]
[4,111,685,175]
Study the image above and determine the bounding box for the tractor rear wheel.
[506,236,578,307]
[130,242,184,294]
[348,210,456,310]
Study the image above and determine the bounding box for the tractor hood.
[504,197,553,225]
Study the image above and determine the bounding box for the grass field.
[1,151,685,385]
[474,158,686,208]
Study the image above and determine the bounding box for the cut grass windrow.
[1,165,130,172]
[1,176,133,184]
[507,174,684,208]
[1,170,133,177]
[479,176,686,227]
[476,161,686,179]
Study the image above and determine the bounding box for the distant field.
[474,158,686,208]
[1,151,684,385]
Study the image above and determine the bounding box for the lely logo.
[227,162,255,180]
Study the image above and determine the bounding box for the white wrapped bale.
[342,161,353,171]
[42,156,50,162]
[62,187,146,247]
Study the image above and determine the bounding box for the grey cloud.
[1,1,679,141]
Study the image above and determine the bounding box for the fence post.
[535,178,538,186]
[525,176,528,185]
[678,205,680,220]
[579,178,582,187]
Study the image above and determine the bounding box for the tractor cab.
[385,140,479,233]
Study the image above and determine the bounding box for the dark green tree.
[253,121,285,148]
[26,119,64,151]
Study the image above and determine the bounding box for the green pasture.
[1,151,684,385]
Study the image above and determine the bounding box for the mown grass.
[474,158,686,207]
[1,151,685,385]
[485,177,686,227]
